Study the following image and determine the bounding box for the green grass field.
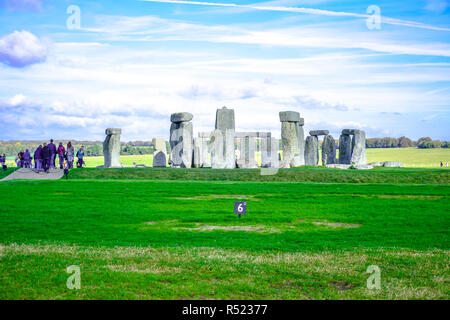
[4,148,450,168]
[0,167,449,299]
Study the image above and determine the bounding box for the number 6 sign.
[234,201,247,218]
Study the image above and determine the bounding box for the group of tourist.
[440,161,449,168]
[11,140,86,172]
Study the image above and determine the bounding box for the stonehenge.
[103,128,122,168]
[100,110,371,171]
[170,112,193,168]
[279,111,305,167]
[164,108,368,170]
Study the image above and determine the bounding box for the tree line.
[365,136,448,149]
[0,140,157,157]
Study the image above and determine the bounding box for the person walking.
[48,139,57,169]
[446,161,449,168]
[441,161,443,168]
[41,143,51,173]
[17,151,25,168]
[66,142,75,169]
[76,146,85,168]
[57,142,66,169]
[23,149,31,168]
[0,154,6,168]
[34,145,43,170]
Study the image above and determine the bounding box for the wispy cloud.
[140,0,450,31]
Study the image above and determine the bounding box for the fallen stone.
[383,161,403,167]
[326,164,351,169]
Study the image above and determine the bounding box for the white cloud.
[0,30,48,68]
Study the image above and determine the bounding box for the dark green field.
[0,167,449,299]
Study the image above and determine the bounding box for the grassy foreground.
[0,168,449,299]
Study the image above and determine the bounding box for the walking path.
[1,168,64,181]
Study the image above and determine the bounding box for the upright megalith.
[211,107,235,169]
[236,136,258,168]
[339,129,367,165]
[215,106,235,132]
[169,112,193,168]
[280,111,304,167]
[350,130,367,165]
[322,134,336,165]
[152,137,167,167]
[304,135,319,166]
[153,151,167,167]
[210,129,235,169]
[103,128,122,168]
[261,135,279,168]
[339,133,352,164]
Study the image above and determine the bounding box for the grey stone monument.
[280,111,305,167]
[211,107,235,169]
[339,133,352,164]
[236,136,258,168]
[339,129,367,165]
[304,135,319,166]
[103,128,122,168]
[261,136,279,168]
[210,129,235,169]
[153,151,167,167]
[169,112,193,168]
[350,130,367,165]
[322,134,336,165]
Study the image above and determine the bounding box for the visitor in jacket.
[34,145,42,170]
[41,143,51,172]
[48,139,57,169]
[66,142,75,169]
[57,143,66,169]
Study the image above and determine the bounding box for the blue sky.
[0,0,449,141]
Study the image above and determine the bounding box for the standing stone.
[192,137,211,168]
[153,151,167,167]
[210,129,235,169]
[280,111,304,167]
[304,135,319,166]
[152,137,167,154]
[215,106,235,131]
[322,134,336,165]
[237,136,258,168]
[261,136,279,168]
[211,107,235,169]
[295,122,305,166]
[339,134,352,164]
[169,112,193,168]
[103,128,122,168]
[350,130,367,165]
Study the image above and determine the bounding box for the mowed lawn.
[0,167,449,300]
[3,148,450,168]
